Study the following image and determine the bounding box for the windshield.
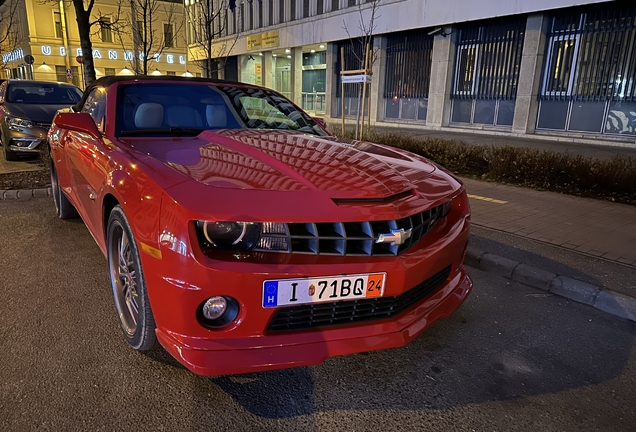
[115,83,328,137]
[6,83,83,104]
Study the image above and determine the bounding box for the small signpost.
[75,55,83,86]
[66,68,73,80]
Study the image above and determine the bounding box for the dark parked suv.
[0,80,82,161]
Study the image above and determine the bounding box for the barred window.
[384,30,433,99]
[451,18,526,100]
[541,2,636,102]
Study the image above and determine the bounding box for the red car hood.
[123,129,437,200]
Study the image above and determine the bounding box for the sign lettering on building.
[247,30,279,51]
[25,45,187,66]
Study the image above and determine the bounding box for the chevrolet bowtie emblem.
[375,228,413,246]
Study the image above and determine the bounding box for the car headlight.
[196,221,262,251]
[441,199,453,217]
[8,116,34,130]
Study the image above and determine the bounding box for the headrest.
[134,103,163,128]
[206,105,227,128]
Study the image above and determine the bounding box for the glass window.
[80,87,107,132]
[473,100,496,125]
[317,0,323,15]
[279,0,285,23]
[6,82,82,105]
[400,98,417,120]
[115,83,328,137]
[385,98,399,118]
[136,21,143,43]
[537,101,569,130]
[54,12,63,38]
[290,0,296,21]
[164,23,174,48]
[105,68,116,76]
[569,101,605,133]
[348,0,356,7]
[543,37,577,95]
[455,46,477,94]
[497,100,515,126]
[417,99,428,121]
[101,18,112,43]
[303,0,310,18]
[451,100,472,123]
[331,0,339,12]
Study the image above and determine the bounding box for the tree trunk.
[73,1,96,88]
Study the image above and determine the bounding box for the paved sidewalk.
[0,155,42,174]
[462,177,636,267]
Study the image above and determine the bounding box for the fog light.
[198,296,240,328]
[202,296,227,320]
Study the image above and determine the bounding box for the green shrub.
[345,130,636,205]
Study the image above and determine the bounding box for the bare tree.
[119,0,185,75]
[185,0,240,78]
[342,0,381,139]
[40,0,122,87]
[0,0,24,70]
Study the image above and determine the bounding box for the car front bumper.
[6,126,47,153]
[140,193,472,376]
[155,266,472,376]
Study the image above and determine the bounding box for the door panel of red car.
[64,88,109,235]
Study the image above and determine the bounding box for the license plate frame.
[262,273,387,308]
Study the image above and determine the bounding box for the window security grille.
[383,31,434,99]
[451,18,526,100]
[541,2,636,103]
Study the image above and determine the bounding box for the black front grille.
[254,203,446,256]
[266,265,452,332]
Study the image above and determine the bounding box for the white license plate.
[262,273,386,308]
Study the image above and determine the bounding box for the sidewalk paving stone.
[462,177,636,267]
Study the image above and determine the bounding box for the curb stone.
[466,248,636,322]
[1,187,51,200]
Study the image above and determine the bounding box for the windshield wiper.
[120,127,205,136]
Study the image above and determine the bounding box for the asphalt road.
[1,198,635,431]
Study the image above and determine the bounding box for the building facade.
[2,0,199,89]
[187,0,636,143]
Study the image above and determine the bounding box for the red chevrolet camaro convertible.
[48,76,472,376]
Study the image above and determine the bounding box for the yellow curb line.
[467,194,508,204]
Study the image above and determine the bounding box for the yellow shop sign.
[247,31,279,51]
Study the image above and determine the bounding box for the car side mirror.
[53,112,101,140]
[312,117,328,131]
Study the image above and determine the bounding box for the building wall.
[186,0,634,144]
[2,0,199,87]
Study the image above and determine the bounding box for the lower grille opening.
[266,265,452,332]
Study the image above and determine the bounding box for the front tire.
[107,206,157,352]
[50,158,79,219]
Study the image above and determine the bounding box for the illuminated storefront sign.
[246,30,279,51]
[37,45,186,64]
[2,48,24,63]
